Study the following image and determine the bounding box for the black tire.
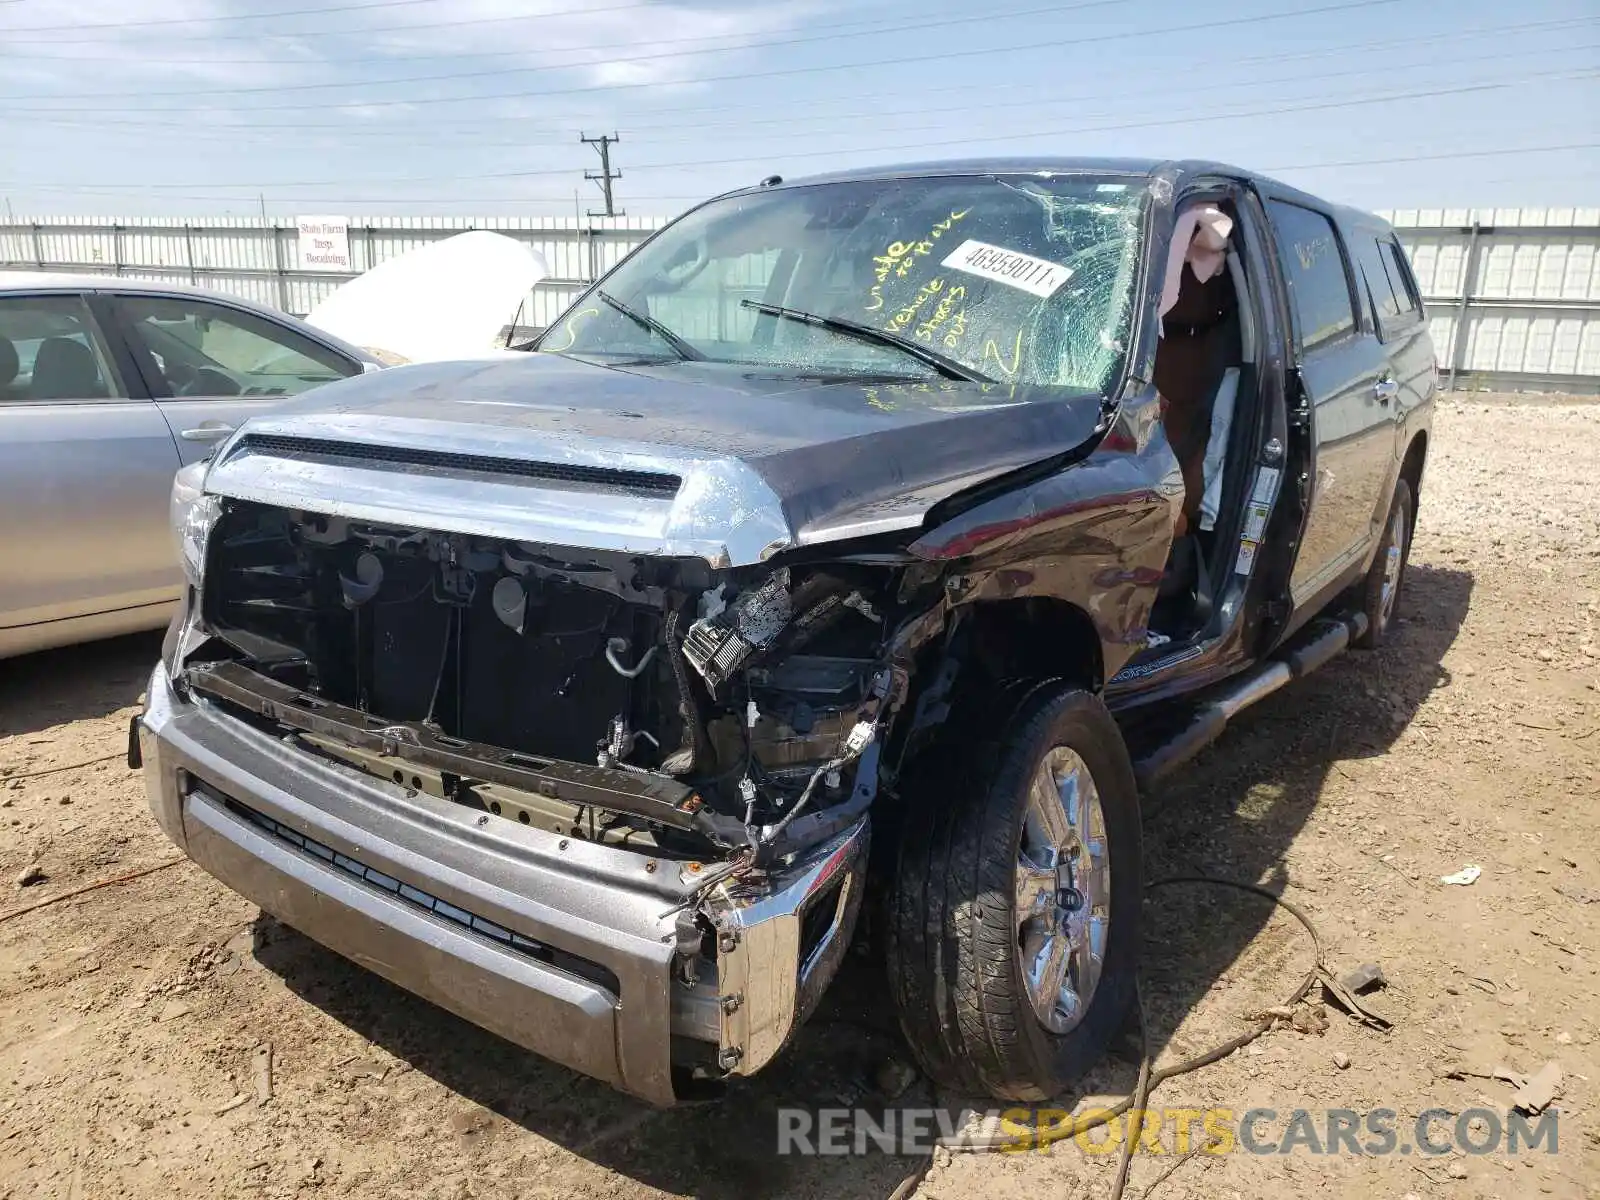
[1352,477,1414,649]
[885,682,1142,1101]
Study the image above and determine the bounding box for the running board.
[1132,611,1368,788]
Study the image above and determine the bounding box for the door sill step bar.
[1132,610,1368,788]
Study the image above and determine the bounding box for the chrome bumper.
[138,666,867,1103]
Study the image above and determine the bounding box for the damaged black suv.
[137,158,1435,1104]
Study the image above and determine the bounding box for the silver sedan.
[0,274,378,659]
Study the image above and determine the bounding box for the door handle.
[1373,377,1399,405]
[179,422,235,442]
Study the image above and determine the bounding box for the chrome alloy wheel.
[1015,746,1111,1035]
[1379,503,1408,628]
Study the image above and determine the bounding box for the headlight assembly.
[170,462,221,588]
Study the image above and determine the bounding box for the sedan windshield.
[540,173,1149,394]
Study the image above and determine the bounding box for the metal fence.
[1380,207,1600,393]
[0,213,669,333]
[4,207,1598,391]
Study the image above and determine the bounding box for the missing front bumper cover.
[184,660,749,848]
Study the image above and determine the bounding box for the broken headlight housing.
[170,462,220,589]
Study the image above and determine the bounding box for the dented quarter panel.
[908,388,1182,683]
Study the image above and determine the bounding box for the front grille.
[215,791,620,995]
[233,434,681,497]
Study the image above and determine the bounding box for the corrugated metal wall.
[4,208,1598,390]
[0,214,669,332]
[1380,207,1600,391]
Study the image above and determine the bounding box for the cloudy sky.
[0,0,1596,217]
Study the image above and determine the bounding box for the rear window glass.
[1266,201,1356,348]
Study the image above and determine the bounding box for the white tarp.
[305,230,548,364]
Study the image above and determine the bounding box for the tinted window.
[543,174,1150,393]
[119,295,356,399]
[0,295,121,401]
[1351,235,1402,331]
[1384,240,1422,319]
[1266,201,1356,348]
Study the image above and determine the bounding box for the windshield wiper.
[740,299,993,384]
[595,290,705,361]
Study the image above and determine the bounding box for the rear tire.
[885,683,1142,1101]
[1353,478,1413,649]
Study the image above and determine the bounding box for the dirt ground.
[2,396,1597,1200]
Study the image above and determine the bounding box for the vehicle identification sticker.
[940,239,1074,298]
[1242,502,1270,543]
[1235,539,1259,576]
[1250,466,1280,506]
[1233,465,1281,578]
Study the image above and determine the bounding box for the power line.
[20,38,1594,150]
[12,68,1590,194]
[8,7,1588,72]
[0,0,726,41]
[0,0,482,31]
[15,10,1588,133]
[9,143,1593,208]
[2,0,1409,113]
[5,0,937,63]
[1264,142,1600,173]
[0,0,1125,100]
[0,0,451,32]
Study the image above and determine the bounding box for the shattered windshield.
[540,173,1150,393]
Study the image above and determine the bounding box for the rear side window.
[0,295,122,402]
[1265,201,1356,349]
[1383,239,1422,320]
[1352,235,1402,331]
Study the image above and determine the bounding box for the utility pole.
[580,132,623,218]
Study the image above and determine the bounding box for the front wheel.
[886,683,1142,1101]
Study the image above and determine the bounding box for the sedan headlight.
[170,461,221,587]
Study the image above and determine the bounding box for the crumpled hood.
[303,230,547,364]
[204,351,1109,566]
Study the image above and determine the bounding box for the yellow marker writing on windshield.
[864,210,971,312]
[543,306,601,352]
[885,278,943,335]
[981,329,1025,379]
[914,284,966,342]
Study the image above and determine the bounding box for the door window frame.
[1348,232,1402,343]
[0,291,135,404]
[1260,198,1362,356]
[1381,238,1425,328]
[103,291,360,400]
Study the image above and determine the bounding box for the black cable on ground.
[887,874,1329,1200]
[0,857,185,925]
[1,751,122,781]
[1109,979,1155,1200]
